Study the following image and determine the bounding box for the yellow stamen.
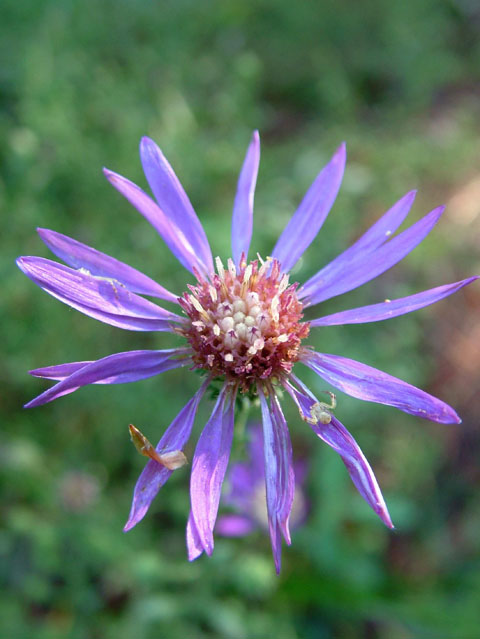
[209,285,218,302]
[240,264,253,296]
[227,258,237,278]
[215,256,225,279]
[278,273,290,294]
[189,295,210,322]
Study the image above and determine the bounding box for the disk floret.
[179,256,310,389]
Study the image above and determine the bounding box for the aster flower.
[18,132,477,573]
[216,423,308,538]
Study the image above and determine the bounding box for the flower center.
[178,256,310,390]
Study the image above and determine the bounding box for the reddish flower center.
[178,256,310,391]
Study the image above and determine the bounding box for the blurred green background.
[2,1,480,637]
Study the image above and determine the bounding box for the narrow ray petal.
[302,351,460,423]
[140,137,213,275]
[258,386,295,574]
[25,349,190,408]
[311,277,478,326]
[332,190,416,258]
[125,381,208,532]
[30,361,94,380]
[324,416,393,527]
[30,348,191,382]
[186,511,205,561]
[258,389,283,573]
[190,384,236,555]
[231,131,260,267]
[269,392,295,545]
[284,380,393,527]
[38,228,178,303]
[301,204,444,307]
[103,168,207,276]
[300,190,416,300]
[272,143,346,273]
[17,256,182,332]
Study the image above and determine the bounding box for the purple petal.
[284,375,318,419]
[301,203,445,308]
[258,386,295,574]
[270,394,295,545]
[300,190,416,302]
[125,382,208,532]
[325,416,393,527]
[231,131,260,268]
[190,384,236,555]
[103,168,207,277]
[302,351,461,424]
[334,190,416,258]
[311,277,478,326]
[17,256,182,332]
[25,349,190,408]
[284,381,392,527]
[30,361,94,380]
[186,511,204,561]
[140,137,213,276]
[216,514,256,537]
[272,143,346,273]
[258,391,282,571]
[37,228,178,303]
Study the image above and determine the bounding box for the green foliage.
[2,1,480,637]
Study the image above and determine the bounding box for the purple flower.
[216,424,308,538]
[18,132,477,573]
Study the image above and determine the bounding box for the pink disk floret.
[178,255,310,390]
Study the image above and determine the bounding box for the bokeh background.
[2,1,480,637]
